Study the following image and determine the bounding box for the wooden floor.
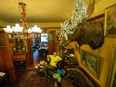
[28,49,46,69]
[28,49,40,69]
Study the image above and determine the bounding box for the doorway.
[31,33,49,68]
[30,31,57,68]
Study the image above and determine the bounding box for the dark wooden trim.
[87,14,104,22]
[41,27,60,29]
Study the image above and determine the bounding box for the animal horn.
[82,0,95,22]
[87,0,95,18]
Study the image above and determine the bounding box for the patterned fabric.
[62,67,99,87]
[12,69,55,87]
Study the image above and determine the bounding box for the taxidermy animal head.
[59,0,104,50]
[68,22,104,49]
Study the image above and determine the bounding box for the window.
[41,33,48,42]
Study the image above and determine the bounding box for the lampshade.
[12,24,23,33]
[3,25,13,33]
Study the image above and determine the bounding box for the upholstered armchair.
[61,66,100,87]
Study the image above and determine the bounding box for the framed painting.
[22,46,26,52]
[12,46,17,53]
[106,47,116,87]
[104,4,116,36]
[8,34,14,43]
[0,37,6,46]
[80,50,100,78]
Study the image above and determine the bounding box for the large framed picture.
[104,4,116,36]
[80,50,100,78]
[106,47,116,87]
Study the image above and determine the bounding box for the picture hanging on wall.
[8,34,14,43]
[0,37,6,46]
[80,50,100,78]
[106,47,116,87]
[104,4,116,36]
[49,34,54,40]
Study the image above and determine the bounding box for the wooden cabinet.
[12,38,31,69]
[12,53,27,70]
[13,53,27,61]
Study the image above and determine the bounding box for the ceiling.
[0,0,102,24]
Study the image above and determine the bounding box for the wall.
[91,0,116,18]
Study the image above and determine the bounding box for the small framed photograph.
[8,34,14,43]
[80,50,100,78]
[22,46,26,52]
[12,46,17,53]
[104,4,116,36]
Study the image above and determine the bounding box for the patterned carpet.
[13,69,55,87]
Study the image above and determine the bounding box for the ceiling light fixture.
[3,2,42,39]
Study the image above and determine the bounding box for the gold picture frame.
[104,4,116,36]
[80,50,100,79]
[106,47,116,87]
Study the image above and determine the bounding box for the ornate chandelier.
[3,2,42,39]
